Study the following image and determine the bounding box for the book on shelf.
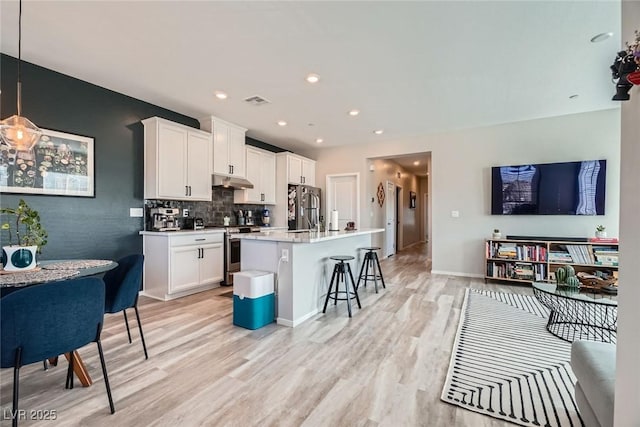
[588,237,619,243]
[548,251,572,262]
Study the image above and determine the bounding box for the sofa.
[571,340,616,427]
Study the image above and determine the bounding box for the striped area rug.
[441,289,584,427]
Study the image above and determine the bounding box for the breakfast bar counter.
[235,228,384,327]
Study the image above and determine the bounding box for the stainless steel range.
[222,226,261,285]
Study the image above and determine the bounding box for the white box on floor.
[233,270,274,298]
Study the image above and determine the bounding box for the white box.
[233,270,274,299]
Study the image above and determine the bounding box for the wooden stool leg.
[346,263,361,309]
[374,252,386,289]
[64,351,92,387]
[342,262,352,317]
[323,264,339,313]
[356,253,367,290]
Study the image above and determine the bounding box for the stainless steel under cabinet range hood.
[212,174,254,189]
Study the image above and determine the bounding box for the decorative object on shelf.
[610,29,640,101]
[492,229,502,239]
[0,128,95,197]
[577,271,618,289]
[556,265,579,289]
[0,0,43,152]
[595,225,607,238]
[376,182,385,207]
[409,191,416,209]
[1,199,48,271]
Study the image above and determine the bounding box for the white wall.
[309,109,620,276]
[614,2,640,425]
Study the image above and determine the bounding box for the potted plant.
[1,199,48,271]
[492,228,502,239]
[595,225,607,239]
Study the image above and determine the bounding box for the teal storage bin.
[233,293,275,330]
[232,270,275,330]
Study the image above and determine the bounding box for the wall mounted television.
[491,160,606,215]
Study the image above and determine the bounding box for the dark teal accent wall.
[0,54,199,260]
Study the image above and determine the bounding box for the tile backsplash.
[145,187,266,229]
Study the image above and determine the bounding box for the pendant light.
[0,0,42,152]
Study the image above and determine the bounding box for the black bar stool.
[322,256,361,317]
[356,247,386,293]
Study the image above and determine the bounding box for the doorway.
[326,173,360,230]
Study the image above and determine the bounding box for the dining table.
[0,259,118,387]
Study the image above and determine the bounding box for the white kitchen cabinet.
[234,147,276,204]
[141,231,224,301]
[284,153,316,185]
[302,158,316,186]
[143,117,212,201]
[200,115,247,178]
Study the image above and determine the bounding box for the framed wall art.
[0,128,95,197]
[409,191,416,209]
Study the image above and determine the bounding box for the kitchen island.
[233,228,384,327]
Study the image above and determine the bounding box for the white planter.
[2,245,38,271]
[492,232,502,239]
[595,231,607,238]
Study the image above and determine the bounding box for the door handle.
[188,186,192,196]
[186,186,189,196]
[231,165,234,174]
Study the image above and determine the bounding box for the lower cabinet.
[142,232,224,300]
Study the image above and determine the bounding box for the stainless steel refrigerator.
[288,185,321,230]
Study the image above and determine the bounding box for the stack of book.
[497,244,517,259]
[514,262,534,280]
[593,246,619,266]
[548,251,572,263]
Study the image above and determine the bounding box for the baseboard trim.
[277,308,319,328]
[431,270,484,279]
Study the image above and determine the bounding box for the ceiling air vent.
[244,95,271,106]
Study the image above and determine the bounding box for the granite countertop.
[230,228,384,243]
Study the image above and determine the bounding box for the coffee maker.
[245,210,255,226]
[262,208,270,226]
[150,208,181,231]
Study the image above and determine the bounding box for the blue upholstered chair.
[0,278,115,426]
[103,254,148,359]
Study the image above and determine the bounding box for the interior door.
[327,175,358,230]
[385,181,396,257]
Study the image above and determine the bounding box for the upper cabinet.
[143,117,212,201]
[234,147,276,204]
[199,116,247,178]
[284,153,316,186]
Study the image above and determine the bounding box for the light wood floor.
[0,243,534,426]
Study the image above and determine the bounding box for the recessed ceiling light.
[348,109,360,116]
[316,138,323,144]
[373,129,384,135]
[569,94,579,99]
[214,91,228,100]
[413,161,420,166]
[306,73,320,84]
[590,32,613,43]
[277,120,287,126]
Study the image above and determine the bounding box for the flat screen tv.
[491,160,606,215]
